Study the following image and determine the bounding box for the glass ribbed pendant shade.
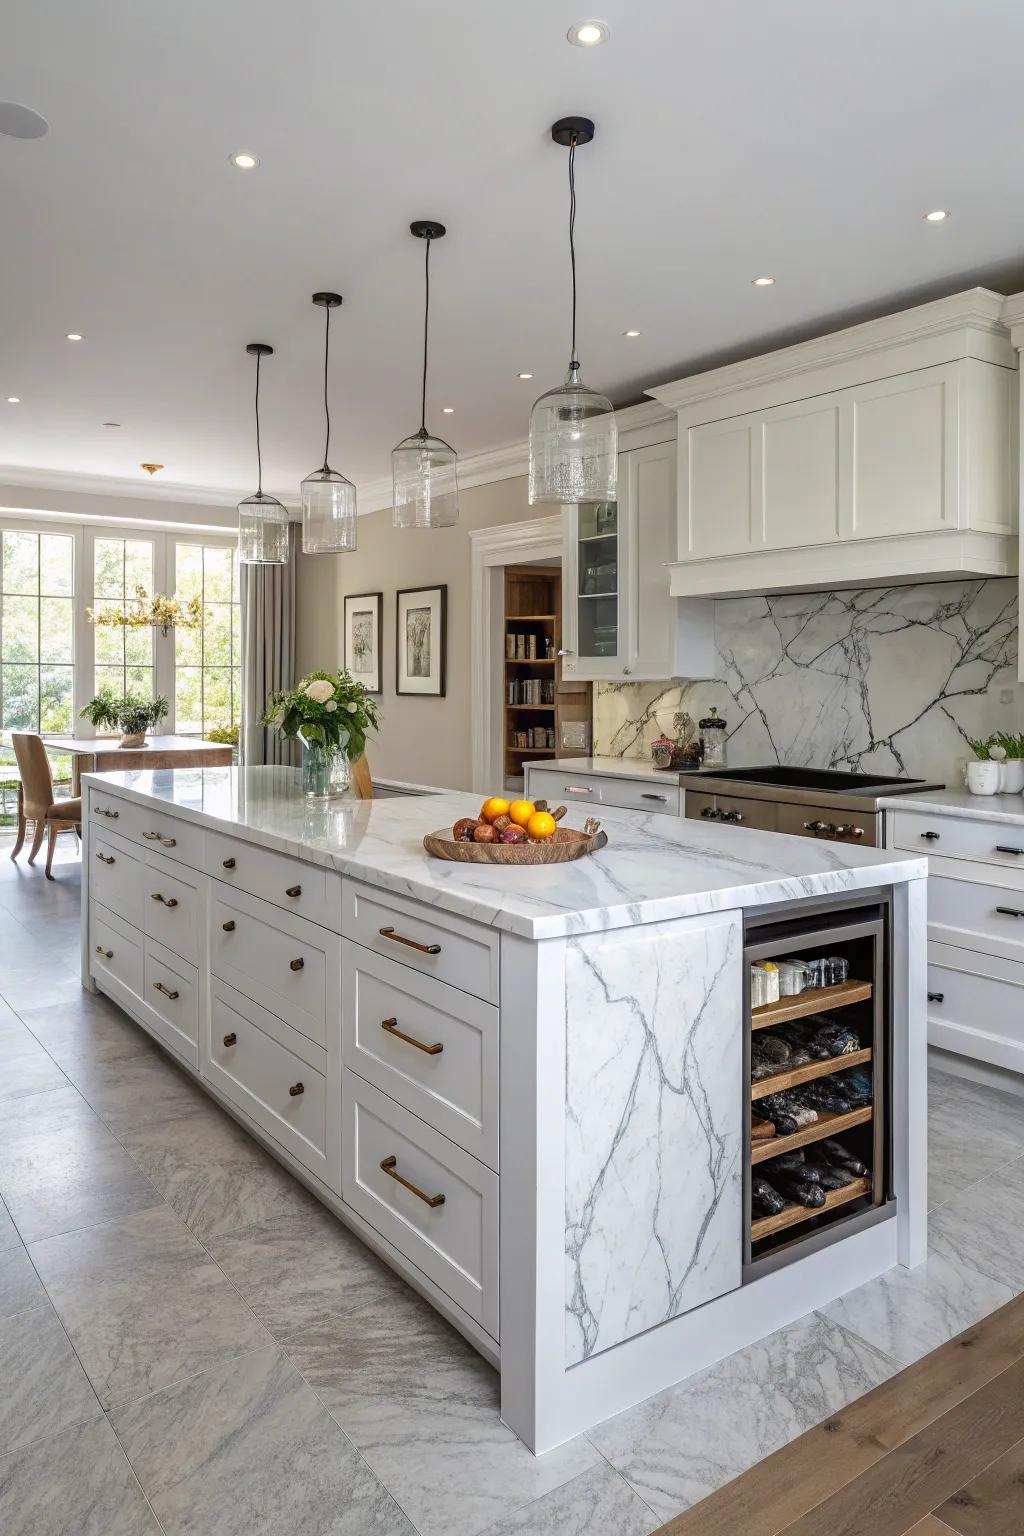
[238,342,288,565]
[393,220,459,529]
[301,293,357,553]
[528,364,616,503]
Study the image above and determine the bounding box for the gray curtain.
[239,522,298,766]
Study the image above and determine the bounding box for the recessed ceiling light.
[442,406,455,414]
[6,397,20,404]
[230,152,259,170]
[0,102,49,140]
[623,329,641,338]
[567,19,610,46]
[751,276,775,287]
[518,371,534,380]
[923,209,949,222]
[65,332,83,342]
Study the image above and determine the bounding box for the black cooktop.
[687,766,936,795]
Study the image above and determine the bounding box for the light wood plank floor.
[656,1292,1024,1536]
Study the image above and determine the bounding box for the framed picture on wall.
[396,584,447,697]
[343,592,383,695]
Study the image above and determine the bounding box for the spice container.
[750,965,769,1009]
[776,959,809,996]
[825,955,850,985]
[699,707,727,769]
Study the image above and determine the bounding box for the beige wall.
[295,475,552,790]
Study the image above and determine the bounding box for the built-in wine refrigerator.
[742,890,894,1280]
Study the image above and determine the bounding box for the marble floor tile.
[209,1205,408,1338]
[18,992,154,1071]
[119,1106,317,1240]
[0,1198,19,1254]
[62,1051,208,1135]
[928,1159,1024,1294]
[928,1125,1021,1211]
[474,1462,659,1536]
[112,1344,415,1536]
[0,1245,45,1317]
[930,1066,1024,1153]
[0,962,84,1013]
[29,1203,271,1408]
[0,1298,102,1456]
[0,1417,160,1536]
[587,1311,897,1523]
[0,1029,68,1101]
[286,1287,601,1536]
[0,1082,97,1145]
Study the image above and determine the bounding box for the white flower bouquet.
[261,669,380,760]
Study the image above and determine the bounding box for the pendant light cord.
[420,234,432,435]
[322,305,332,470]
[568,135,578,368]
[254,348,263,496]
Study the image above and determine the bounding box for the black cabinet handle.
[996,846,1024,856]
[921,830,940,841]
[289,957,305,972]
[285,884,302,898]
[927,991,945,1003]
[222,919,235,932]
[222,1032,237,1047]
[996,907,1024,919]
[222,857,236,869]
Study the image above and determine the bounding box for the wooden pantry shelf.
[507,704,555,711]
[751,1177,872,1243]
[751,1105,873,1164]
[751,980,872,1031]
[507,613,556,621]
[751,1047,873,1102]
[505,657,556,665]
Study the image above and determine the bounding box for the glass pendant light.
[528,117,617,505]
[301,292,357,553]
[392,220,459,529]
[238,342,289,564]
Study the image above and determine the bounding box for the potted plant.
[990,731,1024,793]
[80,686,170,748]
[261,669,380,799]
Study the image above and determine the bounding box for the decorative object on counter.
[237,342,289,565]
[79,686,170,748]
[261,668,380,800]
[965,758,1001,795]
[967,732,1024,792]
[343,592,383,695]
[528,116,616,505]
[560,720,591,752]
[427,793,606,864]
[699,706,727,768]
[301,292,357,554]
[392,221,459,529]
[87,585,202,638]
[396,584,447,696]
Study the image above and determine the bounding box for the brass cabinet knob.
[150,893,178,908]
[223,1032,237,1046]
[289,957,305,971]
[288,1082,304,1096]
[222,919,236,932]
[94,945,113,959]
[222,857,236,869]
[95,852,115,865]
[285,884,302,898]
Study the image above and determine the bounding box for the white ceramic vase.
[966,759,1001,795]
[997,759,1024,793]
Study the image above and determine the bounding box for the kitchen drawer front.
[342,942,498,1169]
[206,830,341,932]
[143,939,199,1067]
[207,980,332,1183]
[342,880,498,1005]
[891,810,1024,874]
[89,901,143,998]
[599,776,681,816]
[528,768,605,809]
[210,884,335,1047]
[342,1071,498,1336]
[133,808,204,870]
[928,871,1024,963]
[142,850,204,966]
[927,941,1024,1075]
[89,791,137,837]
[90,829,146,925]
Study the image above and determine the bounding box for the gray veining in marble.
[593,578,1023,787]
[565,913,742,1364]
[112,1345,415,1536]
[928,1158,1024,1294]
[17,992,155,1071]
[474,1462,659,1536]
[0,1418,160,1536]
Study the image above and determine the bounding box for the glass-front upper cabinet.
[575,501,619,665]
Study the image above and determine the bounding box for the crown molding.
[0,463,256,508]
[1001,291,1024,348]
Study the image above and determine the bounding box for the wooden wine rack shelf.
[751,1046,873,1102]
[751,1177,873,1243]
[751,979,873,1031]
[751,1105,873,1164]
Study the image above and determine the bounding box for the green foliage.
[206,722,239,746]
[990,731,1024,760]
[262,669,380,761]
[80,686,169,737]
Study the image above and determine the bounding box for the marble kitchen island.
[80,766,928,1453]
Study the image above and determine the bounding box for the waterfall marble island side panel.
[79,767,928,1453]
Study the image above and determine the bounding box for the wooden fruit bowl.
[423,825,607,865]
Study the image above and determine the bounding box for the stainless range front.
[680,767,944,847]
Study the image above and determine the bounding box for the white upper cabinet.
[562,437,715,682]
[650,289,1019,598]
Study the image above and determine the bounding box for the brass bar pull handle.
[927,991,945,1003]
[150,893,179,908]
[381,1017,444,1055]
[285,884,302,898]
[378,925,441,956]
[288,1082,304,1096]
[95,852,115,865]
[289,957,305,971]
[223,1032,237,1047]
[379,1155,445,1208]
[153,981,179,1001]
[222,857,236,869]
[222,919,236,932]
[96,807,119,818]
[996,906,1024,919]
[95,945,113,959]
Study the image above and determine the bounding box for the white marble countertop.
[84,766,927,939]
[525,755,683,783]
[880,787,1024,825]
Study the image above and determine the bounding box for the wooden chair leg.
[27,818,46,865]
[10,790,26,861]
[45,822,58,880]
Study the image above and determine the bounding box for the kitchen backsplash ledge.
[593,579,1023,787]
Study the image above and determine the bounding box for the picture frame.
[343,591,383,695]
[395,584,447,697]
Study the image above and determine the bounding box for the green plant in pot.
[261,669,380,798]
[80,686,170,748]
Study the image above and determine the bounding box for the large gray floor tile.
[62,1051,208,1134]
[0,1198,19,1254]
[0,961,84,1013]
[928,1125,1021,1211]
[928,1159,1024,1294]
[587,1311,897,1524]
[0,1417,160,1536]
[0,1246,44,1317]
[930,1066,1024,1152]
[475,1462,659,1536]
[0,1298,102,1456]
[209,1205,407,1338]
[29,1203,271,1408]
[0,1082,97,1145]
[112,1344,415,1536]
[18,992,154,1071]
[0,1044,67,1102]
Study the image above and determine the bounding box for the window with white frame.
[91,535,156,701]
[0,528,76,732]
[173,541,241,736]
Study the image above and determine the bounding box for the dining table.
[38,733,234,796]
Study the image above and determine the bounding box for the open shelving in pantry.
[502,565,591,791]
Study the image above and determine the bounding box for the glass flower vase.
[299,735,351,800]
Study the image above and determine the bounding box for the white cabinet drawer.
[207,981,333,1186]
[206,830,341,931]
[133,808,204,870]
[342,1071,498,1336]
[142,850,204,967]
[342,880,498,1006]
[89,901,143,998]
[89,791,137,837]
[528,766,681,816]
[91,829,146,926]
[928,872,1024,963]
[143,939,199,1067]
[891,810,1024,874]
[342,942,498,1169]
[927,941,1024,1075]
[210,885,335,1048]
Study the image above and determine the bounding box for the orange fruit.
[508,799,535,828]
[526,810,557,841]
[480,796,510,824]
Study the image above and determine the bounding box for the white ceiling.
[3,0,1024,504]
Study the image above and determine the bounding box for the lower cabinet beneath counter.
[928,939,1024,1076]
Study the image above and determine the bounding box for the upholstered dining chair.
[351,752,373,800]
[10,732,82,879]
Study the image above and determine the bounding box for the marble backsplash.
[593,579,1023,785]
